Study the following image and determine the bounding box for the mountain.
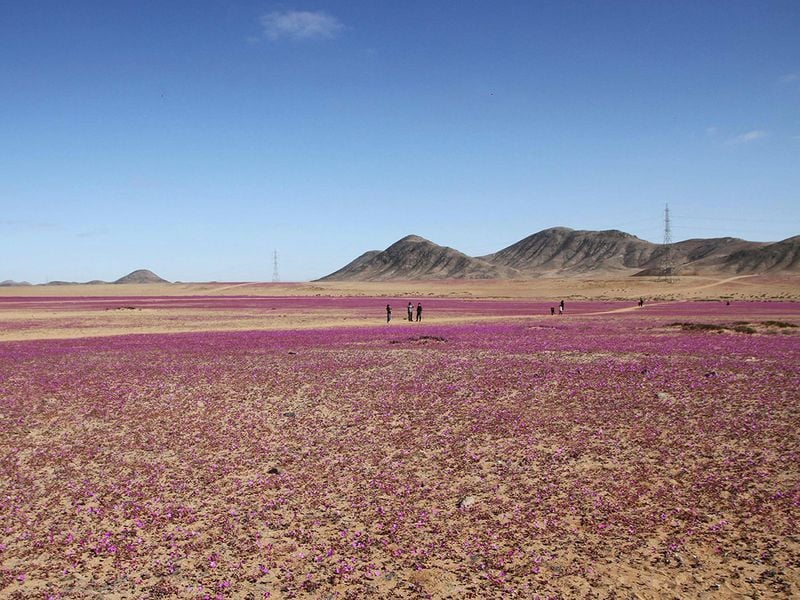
[317,235,520,281]
[114,269,169,284]
[482,228,656,275]
[320,229,800,281]
[633,237,767,276]
[672,237,765,264]
[719,236,800,273]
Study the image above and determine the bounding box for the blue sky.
[2,1,798,282]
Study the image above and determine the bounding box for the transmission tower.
[660,203,674,283]
[272,250,280,283]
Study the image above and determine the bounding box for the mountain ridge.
[319,228,799,281]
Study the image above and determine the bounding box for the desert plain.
[1,274,798,598]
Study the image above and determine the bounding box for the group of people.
[386,302,422,323]
[387,296,656,322]
[550,300,565,315]
[385,297,659,322]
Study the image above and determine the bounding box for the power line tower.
[272,250,280,283]
[660,203,674,283]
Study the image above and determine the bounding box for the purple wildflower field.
[0,299,799,598]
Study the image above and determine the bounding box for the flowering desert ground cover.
[1,277,799,598]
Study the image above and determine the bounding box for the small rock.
[283,411,296,418]
[267,466,281,475]
[457,495,477,509]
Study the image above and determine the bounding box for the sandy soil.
[2,273,798,302]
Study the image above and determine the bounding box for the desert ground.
[1,275,798,598]
[1,274,797,342]
[3,273,799,300]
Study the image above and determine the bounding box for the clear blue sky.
[2,1,798,282]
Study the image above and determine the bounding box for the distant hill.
[318,235,520,281]
[319,229,800,281]
[114,269,169,284]
[0,280,32,287]
[1,271,167,286]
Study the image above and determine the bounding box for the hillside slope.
[719,236,800,273]
[483,228,656,275]
[318,235,519,281]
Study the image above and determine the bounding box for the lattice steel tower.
[660,203,674,282]
[272,250,280,283]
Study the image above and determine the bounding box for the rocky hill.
[319,250,381,281]
[719,236,800,273]
[633,237,767,276]
[482,228,657,275]
[114,269,168,284]
[318,235,520,281]
[320,229,799,281]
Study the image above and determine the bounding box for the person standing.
[407,302,414,322]
[386,304,392,323]
[559,299,565,313]
[416,302,423,322]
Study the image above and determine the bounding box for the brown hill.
[633,237,766,276]
[718,236,800,273]
[317,235,519,281]
[319,250,381,281]
[114,269,169,284]
[483,227,657,275]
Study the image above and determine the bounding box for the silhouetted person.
[407,302,413,322]
[386,304,391,323]
[550,307,555,316]
[638,297,644,308]
[416,303,423,322]
[559,299,565,312]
